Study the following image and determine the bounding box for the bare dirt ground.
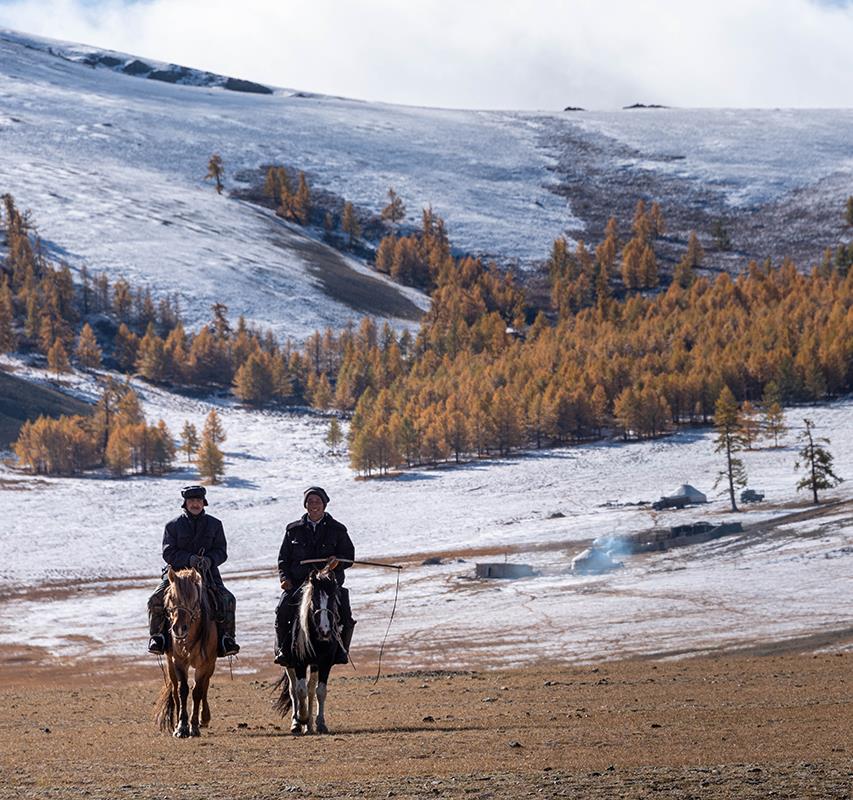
[1,646,850,800]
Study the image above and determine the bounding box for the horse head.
[310,567,341,641]
[295,567,341,660]
[165,567,204,643]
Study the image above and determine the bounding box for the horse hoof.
[173,726,190,739]
[190,726,201,737]
[316,723,329,735]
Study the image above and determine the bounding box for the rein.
[166,602,201,643]
[168,605,200,623]
[165,574,206,648]
[296,558,404,681]
[372,567,401,685]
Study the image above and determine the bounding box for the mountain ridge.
[0,28,275,94]
[0,28,850,343]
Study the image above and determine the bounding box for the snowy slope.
[570,108,853,209]
[3,30,852,342]
[1,356,850,669]
[0,30,569,339]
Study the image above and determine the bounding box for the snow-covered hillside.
[2,30,852,341]
[0,30,570,340]
[1,356,850,669]
[1,30,851,672]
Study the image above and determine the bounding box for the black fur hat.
[303,486,330,507]
[181,485,208,508]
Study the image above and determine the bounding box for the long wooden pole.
[299,557,403,570]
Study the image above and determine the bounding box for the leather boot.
[219,635,239,657]
[218,600,240,657]
[273,602,296,666]
[147,596,169,654]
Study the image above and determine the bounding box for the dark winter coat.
[162,510,227,587]
[277,513,354,590]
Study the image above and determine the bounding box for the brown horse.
[154,567,218,738]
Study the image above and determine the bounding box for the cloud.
[1,0,852,109]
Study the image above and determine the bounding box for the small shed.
[475,563,536,579]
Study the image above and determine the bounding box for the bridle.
[166,589,201,641]
[309,579,341,640]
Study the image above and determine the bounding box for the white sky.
[1,0,853,110]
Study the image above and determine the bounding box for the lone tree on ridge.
[206,154,225,194]
[794,418,842,504]
[713,385,748,512]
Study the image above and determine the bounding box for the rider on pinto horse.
[147,485,240,658]
[274,486,356,666]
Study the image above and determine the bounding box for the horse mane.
[295,579,316,661]
[165,568,205,609]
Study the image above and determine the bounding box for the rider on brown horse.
[274,486,356,666]
[147,485,240,658]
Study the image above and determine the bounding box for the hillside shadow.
[0,371,92,447]
[259,210,424,321]
[365,427,717,479]
[390,471,441,482]
[33,236,77,263]
[225,450,268,462]
[222,476,260,490]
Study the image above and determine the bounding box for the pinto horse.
[154,567,218,738]
[274,566,344,734]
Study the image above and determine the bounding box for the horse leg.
[314,661,333,734]
[199,670,213,729]
[307,668,319,734]
[288,666,308,734]
[198,646,217,731]
[173,664,191,738]
[189,673,202,737]
[190,663,214,736]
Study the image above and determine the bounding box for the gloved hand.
[190,554,212,572]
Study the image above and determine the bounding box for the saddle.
[205,584,226,622]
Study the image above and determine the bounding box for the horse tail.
[294,582,315,662]
[272,671,292,717]
[154,681,175,732]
